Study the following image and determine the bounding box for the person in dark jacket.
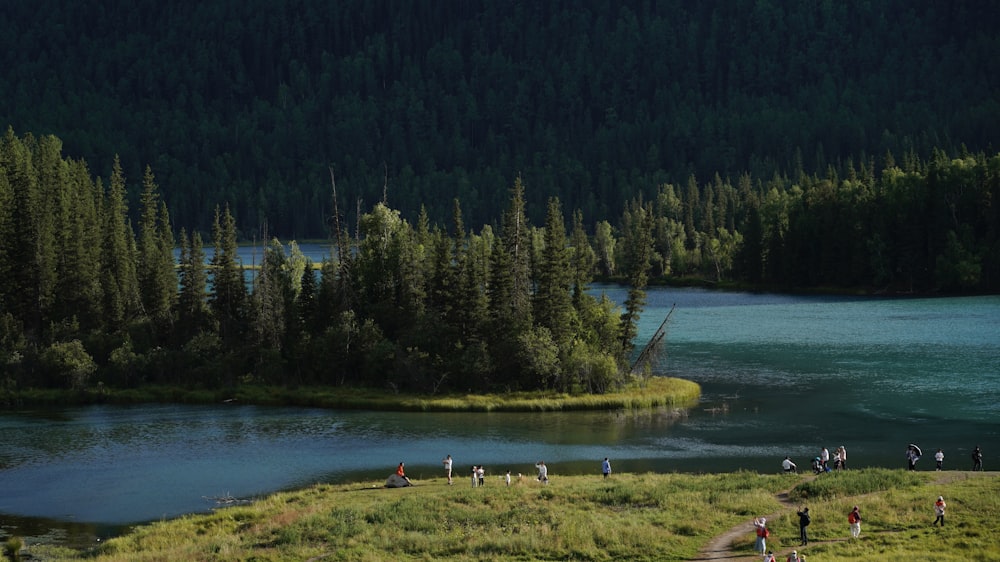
[797,507,811,545]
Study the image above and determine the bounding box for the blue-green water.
[1,287,997,546]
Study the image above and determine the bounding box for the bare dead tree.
[630,303,676,376]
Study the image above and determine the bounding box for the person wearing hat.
[786,549,805,562]
[933,495,947,526]
[763,551,776,562]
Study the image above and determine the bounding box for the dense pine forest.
[1,2,999,394]
[2,1,998,236]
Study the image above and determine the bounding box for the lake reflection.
[1,287,998,544]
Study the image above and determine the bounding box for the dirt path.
[691,471,988,561]
[691,475,814,561]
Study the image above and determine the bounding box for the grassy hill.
[19,469,998,561]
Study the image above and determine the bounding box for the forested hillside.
[2,0,998,238]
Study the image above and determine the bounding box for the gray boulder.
[384,474,411,488]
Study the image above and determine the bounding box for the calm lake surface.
[1,286,998,546]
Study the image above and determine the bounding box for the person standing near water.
[602,457,612,479]
[906,444,921,470]
[934,449,944,471]
[535,461,548,484]
[443,455,453,485]
[972,445,983,471]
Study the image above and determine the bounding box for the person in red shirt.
[396,462,411,484]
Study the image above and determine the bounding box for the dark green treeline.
[2,1,998,238]
[2,129,999,394]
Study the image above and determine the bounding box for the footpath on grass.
[691,471,981,561]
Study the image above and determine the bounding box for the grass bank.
[6,376,700,412]
[20,469,997,561]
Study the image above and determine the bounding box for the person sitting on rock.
[397,462,412,484]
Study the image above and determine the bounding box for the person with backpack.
[797,506,811,545]
[753,516,769,554]
[848,505,862,538]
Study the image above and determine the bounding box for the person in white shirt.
[782,456,797,473]
[535,461,548,484]
[934,449,945,471]
[443,455,453,485]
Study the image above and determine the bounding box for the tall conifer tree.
[209,204,247,345]
[100,156,141,330]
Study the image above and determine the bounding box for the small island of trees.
[1,128,999,399]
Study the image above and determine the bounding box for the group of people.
[439,454,550,488]
[906,444,984,471]
[755,495,949,559]
[781,445,847,474]
[781,444,985,474]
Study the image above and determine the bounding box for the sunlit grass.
[232,375,700,412]
[11,375,700,412]
[24,470,997,561]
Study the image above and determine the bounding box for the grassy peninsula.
[10,376,700,412]
[20,469,998,561]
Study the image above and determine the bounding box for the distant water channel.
[1,287,998,547]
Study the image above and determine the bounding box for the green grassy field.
[19,469,998,562]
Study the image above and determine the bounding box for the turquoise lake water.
[1,287,997,546]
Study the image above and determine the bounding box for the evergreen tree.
[100,155,141,330]
[53,159,103,333]
[533,197,576,353]
[177,228,211,337]
[618,198,654,360]
[209,204,247,346]
[137,166,176,329]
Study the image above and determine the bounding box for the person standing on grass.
[906,445,920,470]
[933,496,946,526]
[602,457,612,479]
[535,461,549,484]
[820,447,830,470]
[972,445,983,471]
[934,449,944,471]
[443,455,453,485]
[753,517,768,555]
[471,465,478,488]
[838,445,848,469]
[477,465,485,487]
[505,470,511,486]
[848,505,862,538]
[797,506,810,545]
